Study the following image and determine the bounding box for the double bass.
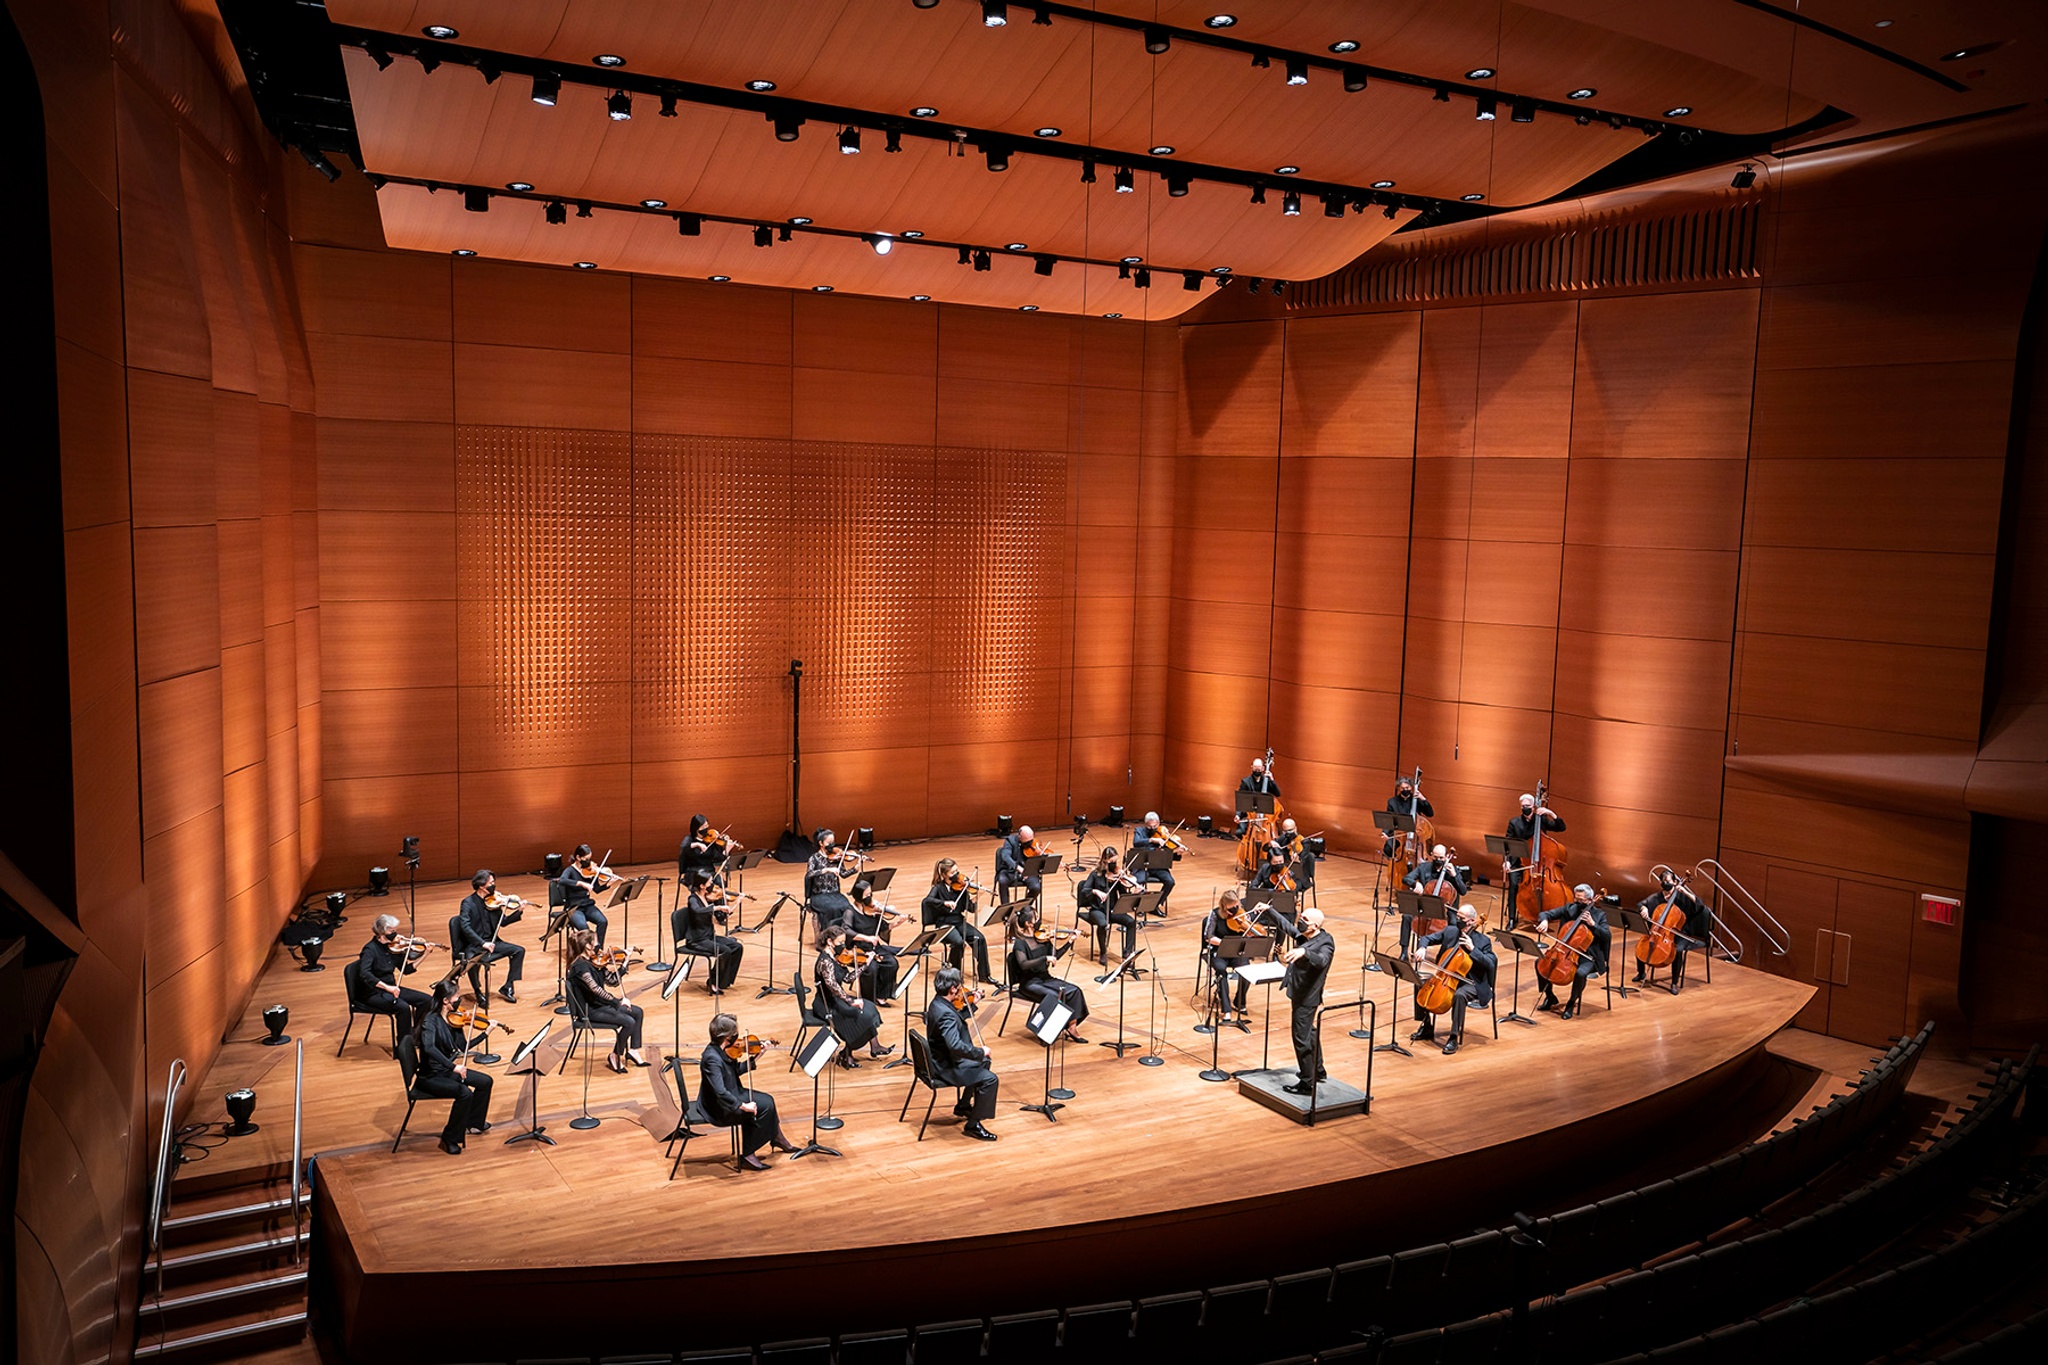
[1236,748,1288,881]
[1385,766,1435,893]
[1518,781,1572,926]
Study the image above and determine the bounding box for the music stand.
[1486,834,1529,923]
[731,847,768,898]
[1395,890,1450,955]
[1498,930,1545,1027]
[658,954,696,1093]
[886,930,940,1068]
[1372,951,1421,1057]
[504,1023,557,1147]
[1235,791,1276,818]
[1371,807,1413,908]
[1614,907,1650,998]
[791,1030,844,1158]
[749,892,796,999]
[866,866,896,895]
[604,874,648,956]
[1021,995,1073,1121]
[1199,935,1266,1082]
[645,875,672,974]
[541,885,573,1015]
[1092,948,1143,1056]
[1020,853,1062,880]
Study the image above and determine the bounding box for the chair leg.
[788,1023,809,1072]
[338,1013,354,1059]
[916,1087,938,1141]
[669,1131,689,1180]
[392,1100,416,1153]
[729,1125,743,1172]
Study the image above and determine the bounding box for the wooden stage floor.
[183,833,1815,1363]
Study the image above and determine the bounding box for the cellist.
[1635,870,1712,995]
[1401,844,1468,947]
[1535,883,1609,1020]
[1409,904,1494,1056]
[1504,794,1567,923]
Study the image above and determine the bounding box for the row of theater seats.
[501,1022,1956,1365]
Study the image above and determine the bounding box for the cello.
[1518,781,1572,927]
[1537,895,1601,988]
[1414,847,1461,939]
[1635,873,1690,970]
[1414,932,1477,1018]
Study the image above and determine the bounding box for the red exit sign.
[1920,894,1961,926]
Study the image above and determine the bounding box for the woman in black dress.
[676,870,744,993]
[566,928,646,1073]
[814,925,895,1066]
[1008,905,1089,1043]
[698,1012,797,1170]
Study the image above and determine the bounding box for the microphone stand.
[646,875,671,974]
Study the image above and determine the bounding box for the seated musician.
[921,857,995,986]
[415,980,493,1155]
[924,967,999,1142]
[557,844,612,949]
[698,1012,798,1170]
[679,814,736,889]
[1008,905,1089,1043]
[1076,847,1138,959]
[1252,842,1298,893]
[455,869,527,1006]
[1202,890,1256,1025]
[1409,904,1495,1056]
[1504,795,1566,922]
[995,824,1042,904]
[677,870,744,994]
[842,878,902,1003]
[1401,844,1469,948]
[806,829,857,941]
[357,914,433,1024]
[1130,812,1179,916]
[1273,818,1315,889]
[1635,871,1712,994]
[814,925,896,1067]
[1382,776,1434,859]
[566,927,645,1073]
[1535,883,1610,1020]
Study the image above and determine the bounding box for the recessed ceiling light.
[1665,105,1693,117]
[1150,145,1174,156]
[1212,266,1232,274]
[1466,67,1496,81]
[912,294,932,301]
[813,285,833,292]
[506,181,533,192]
[593,54,625,67]
[746,79,777,92]
[1005,241,1028,250]
[902,230,925,238]
[1121,255,1142,264]
[1371,179,1395,189]
[1568,87,1597,100]
[709,274,731,282]
[1034,126,1061,137]
[1275,165,1299,175]
[1104,311,1122,318]
[1941,40,2006,61]
[1204,15,1236,28]
[1020,304,1039,311]
[641,198,666,208]
[1875,20,1894,28]
[910,105,939,117]
[422,25,458,40]
[790,216,813,225]
[1461,192,1486,201]
[451,248,476,256]
[1330,40,1359,54]
[574,260,597,269]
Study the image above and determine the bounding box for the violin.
[702,825,735,852]
[577,855,618,893]
[448,1007,516,1034]
[482,890,524,911]
[1636,876,1689,969]
[720,1033,781,1061]
[392,935,446,954]
[596,944,644,974]
[1223,901,1272,936]
[1028,927,1079,947]
[834,945,875,970]
[1021,835,1047,859]
[943,870,985,895]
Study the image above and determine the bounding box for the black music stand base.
[1500,931,1544,1027]
[1022,1041,1065,1122]
[792,1061,842,1159]
[1372,950,1417,1058]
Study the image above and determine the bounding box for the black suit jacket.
[416,1014,465,1082]
[923,998,988,1086]
[1418,924,1496,1006]
[696,1043,758,1125]
[1284,931,1335,1008]
[1538,904,1612,974]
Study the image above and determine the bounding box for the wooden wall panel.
[940,305,1073,386]
[1553,631,1732,729]
[320,600,460,691]
[454,259,630,353]
[1747,360,2013,462]
[1563,458,1747,551]
[1412,456,1570,543]
[293,244,452,340]
[127,369,216,526]
[793,293,936,373]
[1734,636,1983,742]
[1473,301,1580,459]
[453,343,632,430]
[633,355,793,436]
[1570,291,1759,459]
[1739,547,1994,650]
[1415,306,1481,458]
[317,511,458,603]
[631,278,794,366]
[305,332,453,422]
[1178,320,1283,455]
[1279,312,1422,458]
[792,367,938,444]
[457,763,634,875]
[1756,274,2024,372]
[1559,545,1740,641]
[316,418,457,512]
[628,754,788,862]
[936,378,1069,450]
[1742,456,2005,553]
[56,339,129,531]
[132,524,220,684]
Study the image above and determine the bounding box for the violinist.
[1252,842,1298,893]
[558,844,612,949]
[924,967,999,1142]
[995,824,1042,903]
[1274,818,1316,891]
[1131,812,1179,915]
[1401,845,1469,947]
[1279,908,1335,1096]
[1535,883,1609,1020]
[678,869,745,993]
[456,869,528,1006]
[566,927,646,1073]
[1382,776,1434,860]
[1410,905,1494,1056]
[1008,905,1089,1043]
[921,858,994,985]
[806,829,857,937]
[357,913,433,1025]
[814,926,896,1066]
[1504,796,1566,923]
[841,878,902,1002]
[698,1013,799,1170]
[1076,847,1139,960]
[415,980,494,1155]
[1635,870,1711,994]
[1202,890,1256,1025]
[680,814,738,888]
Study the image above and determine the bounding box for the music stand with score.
[1021,996,1073,1122]
[505,1022,557,1147]
[791,1029,844,1158]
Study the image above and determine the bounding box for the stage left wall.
[13,1,322,1361]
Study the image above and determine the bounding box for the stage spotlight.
[985,143,1010,171]
[972,248,992,271]
[1197,814,1214,837]
[839,125,861,154]
[299,938,326,972]
[325,890,348,918]
[1033,254,1055,276]
[1133,268,1151,289]
[1144,26,1169,54]
[544,852,565,878]
[1113,165,1134,193]
[773,115,803,141]
[368,866,390,896]
[607,89,631,121]
[996,815,1013,837]
[1307,836,1327,858]
[531,71,559,105]
[462,187,488,212]
[1285,58,1308,86]
[1511,97,1535,123]
[1182,271,1202,291]
[754,224,774,247]
[677,213,702,235]
[982,0,1008,26]
[223,1089,259,1137]
[1282,191,1300,215]
[261,1005,291,1047]
[1343,65,1368,92]
[1476,95,1497,121]
[858,828,876,850]
[1106,805,1126,827]
[1166,173,1189,197]
[1731,164,1757,189]
[545,199,567,225]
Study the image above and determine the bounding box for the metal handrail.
[290,1038,305,1264]
[1307,997,1375,1125]
[147,1058,187,1302]
[1692,858,1790,960]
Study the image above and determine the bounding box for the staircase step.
[139,1270,307,1323]
[133,1310,307,1361]
[163,1194,298,1238]
[157,1233,301,1280]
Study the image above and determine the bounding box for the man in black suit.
[455,869,526,1005]
[1401,844,1469,950]
[1504,794,1567,922]
[995,825,1041,904]
[414,981,494,1155]
[1635,870,1712,994]
[1382,776,1434,860]
[1280,908,1335,1095]
[1536,883,1610,1020]
[697,1012,797,1170]
[1410,904,1495,1056]
[924,967,999,1141]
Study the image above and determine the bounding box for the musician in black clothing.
[921,858,994,984]
[924,968,999,1141]
[995,825,1042,904]
[1075,847,1139,959]
[677,870,744,993]
[1401,845,1469,949]
[1236,758,1281,835]
[679,814,736,888]
[415,980,494,1155]
[1504,795,1566,922]
[566,928,645,1073]
[1382,777,1435,859]
[1008,906,1089,1043]
[1202,890,1256,1024]
[1280,908,1335,1095]
[557,844,612,948]
[1252,843,1299,893]
[1130,812,1179,915]
[1409,905,1495,1056]
[814,925,895,1065]
[1635,871,1712,994]
[698,1013,798,1170]
[357,914,432,1024]
[806,829,858,941]
[1273,818,1315,889]
[1535,883,1610,1020]
[455,869,527,1005]
[841,879,902,1003]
